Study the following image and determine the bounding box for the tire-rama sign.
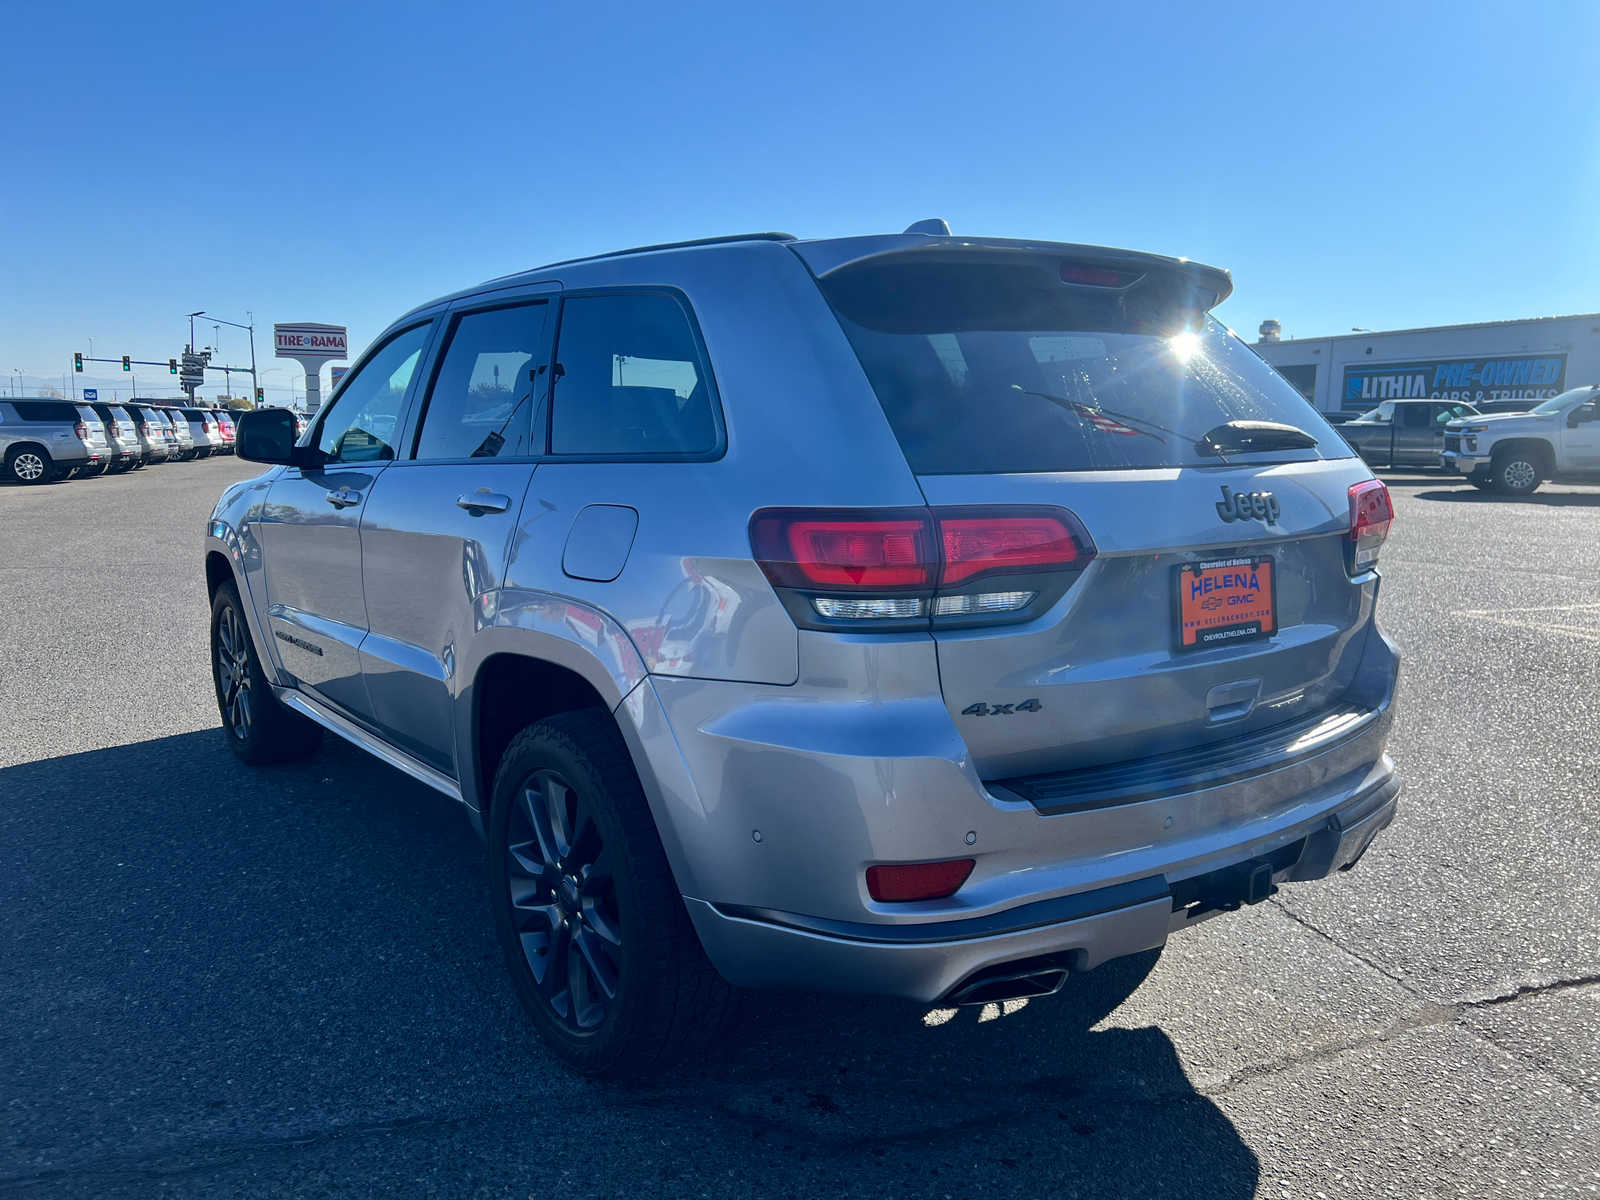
[274,323,348,360]
[1342,353,1566,410]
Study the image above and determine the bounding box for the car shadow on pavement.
[1410,488,1600,506]
[0,730,1258,1197]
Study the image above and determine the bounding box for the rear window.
[820,260,1349,474]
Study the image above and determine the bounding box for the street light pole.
[246,311,257,403]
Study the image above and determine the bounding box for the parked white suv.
[1443,385,1600,494]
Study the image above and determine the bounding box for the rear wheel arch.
[470,653,619,821]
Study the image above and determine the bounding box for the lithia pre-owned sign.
[274,323,348,359]
[1341,353,1567,410]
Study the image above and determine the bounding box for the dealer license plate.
[1176,556,1276,650]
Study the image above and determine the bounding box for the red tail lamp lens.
[749,511,936,590]
[1347,479,1393,572]
[866,858,975,902]
[939,513,1085,586]
[1349,479,1393,539]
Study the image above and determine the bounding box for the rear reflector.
[866,858,975,902]
[1347,479,1393,572]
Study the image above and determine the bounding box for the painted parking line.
[1451,601,1600,643]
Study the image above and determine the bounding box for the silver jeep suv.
[208,225,1401,1075]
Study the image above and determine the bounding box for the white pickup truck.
[1442,384,1600,494]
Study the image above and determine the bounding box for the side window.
[550,293,719,457]
[316,323,431,464]
[16,402,78,423]
[1399,404,1432,429]
[414,302,549,460]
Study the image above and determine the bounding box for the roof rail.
[533,231,797,273]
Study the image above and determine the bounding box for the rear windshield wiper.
[1195,420,1318,457]
[1008,386,1171,444]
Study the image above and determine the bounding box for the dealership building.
[1252,312,1600,416]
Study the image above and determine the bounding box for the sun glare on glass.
[1167,330,1202,362]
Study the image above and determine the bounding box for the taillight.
[750,506,1095,629]
[750,510,935,590]
[108,421,121,437]
[74,421,88,439]
[1347,479,1393,573]
[940,513,1084,586]
[139,423,150,436]
[866,859,975,903]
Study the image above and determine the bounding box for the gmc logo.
[1216,485,1280,525]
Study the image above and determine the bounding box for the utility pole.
[246,310,257,405]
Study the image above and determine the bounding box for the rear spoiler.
[789,234,1233,311]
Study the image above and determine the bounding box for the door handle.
[457,491,512,515]
[324,487,360,508]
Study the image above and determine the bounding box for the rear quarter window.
[549,292,721,458]
[13,401,78,422]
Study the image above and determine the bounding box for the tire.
[486,709,735,1077]
[1470,474,1496,492]
[210,581,322,764]
[1492,450,1543,495]
[4,445,52,485]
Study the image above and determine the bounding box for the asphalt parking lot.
[2,458,1597,1198]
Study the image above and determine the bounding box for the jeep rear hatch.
[804,242,1384,780]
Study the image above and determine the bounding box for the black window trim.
[302,316,439,471]
[543,285,728,464]
[402,293,558,465]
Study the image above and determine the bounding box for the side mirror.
[237,407,311,465]
[1568,402,1598,427]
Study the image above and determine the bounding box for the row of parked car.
[0,398,305,484]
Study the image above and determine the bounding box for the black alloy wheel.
[504,768,622,1032]
[213,598,255,742]
[208,581,321,764]
[486,711,735,1076]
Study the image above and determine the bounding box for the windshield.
[1530,386,1596,415]
[820,259,1347,474]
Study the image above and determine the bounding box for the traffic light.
[74,353,83,372]
[169,358,178,375]
[254,386,264,403]
[121,355,130,371]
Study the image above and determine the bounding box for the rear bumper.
[688,773,1399,1003]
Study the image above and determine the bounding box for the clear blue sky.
[6,0,1597,405]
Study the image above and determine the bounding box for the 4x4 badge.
[1216,485,1280,525]
[961,699,1042,717]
